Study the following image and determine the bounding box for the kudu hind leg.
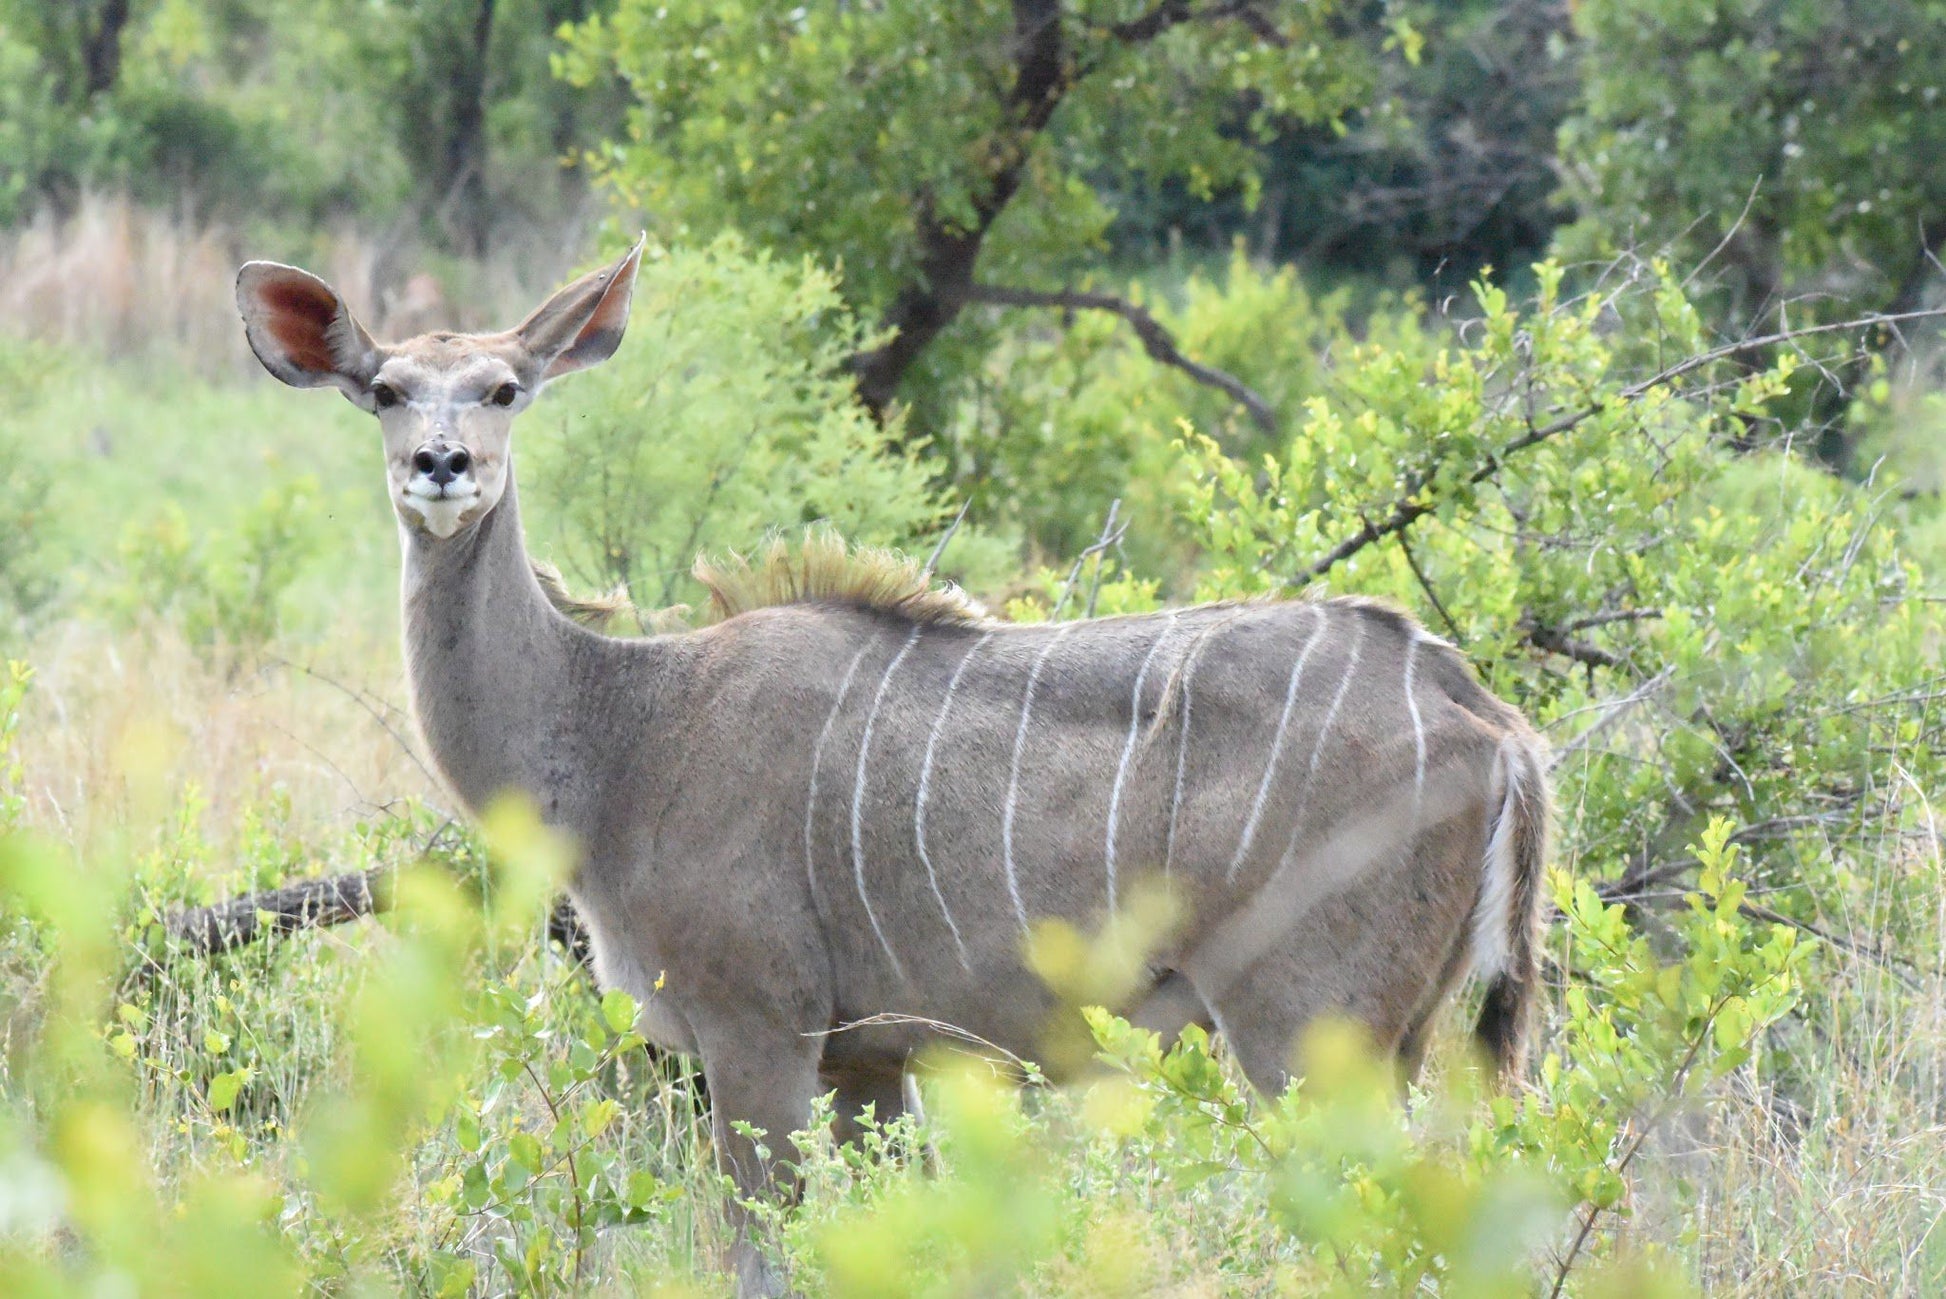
[1191,835,1479,1097]
[821,1060,909,1147]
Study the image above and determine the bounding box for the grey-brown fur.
[236,245,1550,1293]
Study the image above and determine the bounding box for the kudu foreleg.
[696,1027,823,1297]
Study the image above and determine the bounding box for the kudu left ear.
[515,236,645,383]
[236,262,386,408]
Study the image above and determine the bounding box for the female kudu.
[237,242,1548,1290]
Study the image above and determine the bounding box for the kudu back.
[237,242,1549,1286]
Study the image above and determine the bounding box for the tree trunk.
[441,0,499,257]
[81,0,132,99]
[850,0,1069,421]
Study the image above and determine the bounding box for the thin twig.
[1396,531,1465,645]
[1547,1000,1724,1297]
[1547,666,1675,769]
[267,654,440,792]
[924,500,971,576]
[1052,499,1127,620]
[1561,607,1664,635]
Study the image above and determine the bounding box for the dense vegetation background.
[3,1,1945,1293]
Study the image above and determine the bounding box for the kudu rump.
[237,241,1549,1282]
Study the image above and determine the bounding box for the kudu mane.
[531,526,990,633]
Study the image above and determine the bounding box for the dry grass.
[1685,821,1946,1296]
[17,616,439,875]
[0,193,603,376]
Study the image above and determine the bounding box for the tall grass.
[0,193,606,376]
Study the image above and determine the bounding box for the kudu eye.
[489,382,520,408]
[370,381,400,411]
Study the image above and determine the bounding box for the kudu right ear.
[514,237,644,383]
[236,262,385,409]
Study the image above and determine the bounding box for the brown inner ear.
[263,278,343,375]
[542,272,633,379]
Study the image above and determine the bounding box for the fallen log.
[155,881,700,1105]
[161,870,591,964]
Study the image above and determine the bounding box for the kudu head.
[236,240,643,539]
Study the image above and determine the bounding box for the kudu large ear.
[236,262,385,409]
[514,237,644,383]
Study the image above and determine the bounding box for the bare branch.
[923,500,971,576]
[1106,0,1288,47]
[1548,666,1675,770]
[1521,613,1629,671]
[1052,498,1128,620]
[850,0,1071,417]
[960,282,1277,432]
[1561,607,1664,635]
[1397,530,1465,646]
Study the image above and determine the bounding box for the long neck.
[400,471,587,817]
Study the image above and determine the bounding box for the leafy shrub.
[0,338,62,628]
[104,475,327,669]
[524,234,1012,614]
[940,249,1394,578]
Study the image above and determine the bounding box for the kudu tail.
[1468,733,1550,1081]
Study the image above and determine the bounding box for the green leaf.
[207,1068,249,1113]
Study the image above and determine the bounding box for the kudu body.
[237,243,1549,1289]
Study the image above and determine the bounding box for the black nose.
[412,442,471,486]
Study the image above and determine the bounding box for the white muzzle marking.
[402,479,480,538]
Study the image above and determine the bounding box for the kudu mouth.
[397,437,487,537]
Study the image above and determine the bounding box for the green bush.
[523,234,1012,614]
[104,475,328,670]
[935,249,1422,581]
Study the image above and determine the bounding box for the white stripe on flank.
[1163,623,1217,876]
[1002,622,1076,932]
[805,641,875,903]
[1105,610,1180,910]
[915,630,991,968]
[1403,638,1427,827]
[1275,617,1366,870]
[1225,607,1329,883]
[850,624,921,980]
